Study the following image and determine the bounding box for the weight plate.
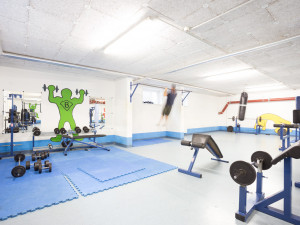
[232,116,235,121]
[34,130,41,136]
[44,160,49,166]
[32,154,36,161]
[276,128,287,136]
[38,164,42,174]
[26,161,30,170]
[230,161,256,186]
[54,128,60,134]
[227,126,234,132]
[60,128,66,134]
[34,162,40,171]
[251,151,273,170]
[61,141,67,148]
[32,127,38,132]
[11,165,26,178]
[14,153,25,162]
[49,163,52,172]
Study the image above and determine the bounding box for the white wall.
[220,89,300,129]
[132,86,182,134]
[0,66,116,143]
[114,78,132,138]
[183,92,224,131]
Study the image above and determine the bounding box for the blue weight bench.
[178,134,228,178]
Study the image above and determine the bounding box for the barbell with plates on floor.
[11,153,26,178]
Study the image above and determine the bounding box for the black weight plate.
[34,162,40,171]
[44,160,49,166]
[39,164,42,174]
[60,128,67,134]
[32,154,36,161]
[49,163,52,172]
[227,126,234,132]
[11,165,26,177]
[26,161,30,170]
[230,161,256,186]
[61,141,67,147]
[75,127,81,134]
[251,151,273,170]
[32,127,38,132]
[14,153,25,162]
[54,128,60,134]
[34,130,41,136]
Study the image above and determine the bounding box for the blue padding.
[297,96,300,110]
[51,147,176,196]
[132,138,172,147]
[186,127,220,134]
[133,132,166,140]
[0,156,78,221]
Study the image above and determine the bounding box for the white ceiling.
[0,0,299,96]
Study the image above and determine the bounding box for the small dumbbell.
[25,159,42,170]
[11,153,26,178]
[75,126,81,134]
[32,152,48,161]
[37,160,52,174]
[82,126,89,133]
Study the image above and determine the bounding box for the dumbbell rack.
[235,157,300,224]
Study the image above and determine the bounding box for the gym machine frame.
[62,127,109,156]
[233,144,300,224]
[0,94,22,159]
[178,134,228,178]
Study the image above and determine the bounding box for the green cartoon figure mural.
[48,85,85,142]
[29,103,39,118]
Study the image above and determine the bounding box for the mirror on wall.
[89,97,105,129]
[2,91,42,134]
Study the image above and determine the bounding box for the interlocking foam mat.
[0,156,78,221]
[0,147,176,220]
[51,147,177,196]
[132,138,172,147]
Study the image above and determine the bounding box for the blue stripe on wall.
[186,126,220,134]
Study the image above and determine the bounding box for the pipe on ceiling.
[218,97,296,114]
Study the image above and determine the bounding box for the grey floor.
[1,132,300,225]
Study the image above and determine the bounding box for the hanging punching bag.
[293,96,300,123]
[238,92,248,121]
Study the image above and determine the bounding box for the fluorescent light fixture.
[103,17,165,56]
[204,69,256,81]
[245,83,286,92]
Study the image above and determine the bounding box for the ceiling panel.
[148,0,248,27]
[0,0,28,23]
[192,0,300,53]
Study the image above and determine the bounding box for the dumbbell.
[54,128,60,134]
[25,159,42,170]
[32,127,41,136]
[75,126,81,134]
[61,140,73,148]
[11,153,26,178]
[36,160,52,174]
[82,126,89,133]
[32,152,49,161]
[60,127,67,134]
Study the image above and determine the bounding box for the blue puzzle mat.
[51,147,177,196]
[0,147,176,220]
[0,156,78,221]
[132,138,172,147]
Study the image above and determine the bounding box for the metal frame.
[235,158,300,224]
[130,82,139,103]
[178,145,228,178]
[181,91,191,105]
[0,94,22,158]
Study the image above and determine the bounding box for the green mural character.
[48,85,85,142]
[29,103,39,118]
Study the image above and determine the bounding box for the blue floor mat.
[0,156,78,221]
[51,147,177,196]
[132,138,172,147]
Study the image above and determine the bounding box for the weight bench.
[178,134,228,178]
[62,134,110,155]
